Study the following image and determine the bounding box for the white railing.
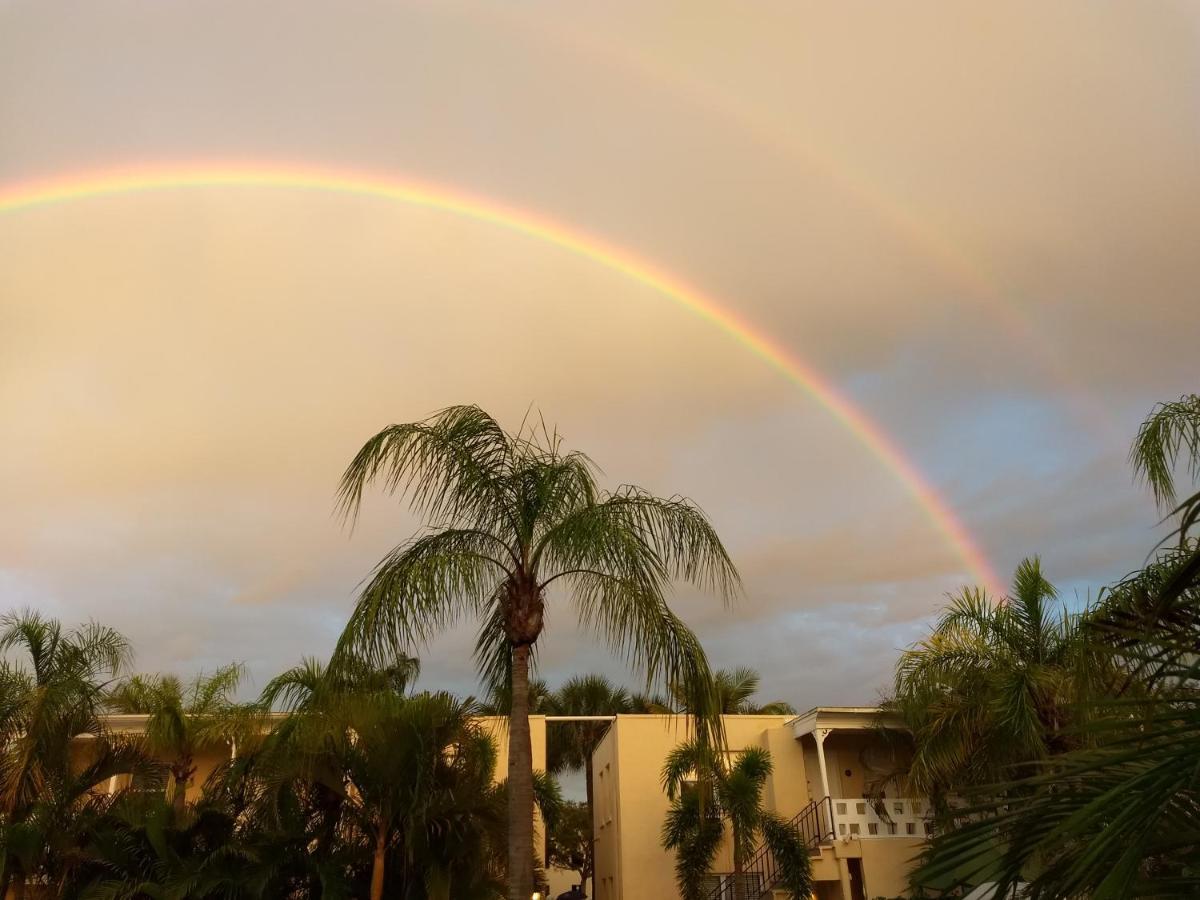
[832,798,932,839]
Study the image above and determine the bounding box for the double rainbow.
[0,162,1003,593]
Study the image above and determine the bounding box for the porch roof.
[787,706,905,739]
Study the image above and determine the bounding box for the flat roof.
[787,706,906,737]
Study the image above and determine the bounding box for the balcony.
[832,797,932,839]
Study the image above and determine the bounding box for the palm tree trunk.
[369,829,387,900]
[171,769,188,815]
[507,643,535,900]
[10,872,25,900]
[584,754,595,898]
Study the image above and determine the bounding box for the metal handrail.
[702,795,834,900]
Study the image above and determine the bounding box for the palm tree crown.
[889,557,1109,800]
[106,664,254,813]
[661,739,813,900]
[674,667,796,716]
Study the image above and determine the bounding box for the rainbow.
[0,162,1003,593]
[510,13,1118,443]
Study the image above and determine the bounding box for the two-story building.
[591,707,929,900]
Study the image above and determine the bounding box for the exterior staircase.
[703,796,835,900]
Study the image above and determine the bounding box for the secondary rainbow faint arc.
[0,162,1003,593]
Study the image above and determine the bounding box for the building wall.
[478,715,549,858]
[592,720,621,900]
[857,840,925,900]
[592,715,925,900]
[95,714,547,808]
[592,715,798,900]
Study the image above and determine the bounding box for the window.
[128,771,167,797]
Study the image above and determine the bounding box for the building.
[90,712,548,807]
[75,712,594,895]
[591,707,929,900]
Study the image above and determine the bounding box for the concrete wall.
[857,840,925,899]
[93,714,547,809]
[591,715,798,900]
[478,715,549,865]
[592,715,926,900]
[592,723,621,900]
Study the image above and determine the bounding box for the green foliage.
[544,675,630,775]
[106,665,260,812]
[760,813,816,899]
[885,557,1117,806]
[911,393,1200,897]
[1130,393,1200,508]
[661,786,723,900]
[546,801,592,890]
[672,667,795,716]
[661,739,812,900]
[0,611,143,896]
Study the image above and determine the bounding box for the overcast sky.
[2,1,1199,714]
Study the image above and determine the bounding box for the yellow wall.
[592,715,797,900]
[857,840,925,899]
[592,715,926,900]
[92,714,547,810]
[478,714,549,854]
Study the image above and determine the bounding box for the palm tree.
[886,557,1110,805]
[915,394,1200,897]
[106,664,257,814]
[546,675,632,896]
[0,738,150,900]
[0,611,133,898]
[334,405,740,900]
[259,653,420,714]
[259,653,564,899]
[477,676,554,717]
[662,740,813,900]
[661,784,723,900]
[675,668,795,716]
[627,691,675,714]
[329,691,490,900]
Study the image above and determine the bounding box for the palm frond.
[336,405,517,532]
[339,529,514,664]
[1130,393,1200,507]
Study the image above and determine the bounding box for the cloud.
[1,0,1197,710]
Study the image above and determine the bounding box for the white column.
[814,728,832,799]
[815,728,837,838]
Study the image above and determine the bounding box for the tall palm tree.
[334,405,740,900]
[887,557,1109,804]
[546,675,632,897]
[106,664,257,814]
[662,740,813,900]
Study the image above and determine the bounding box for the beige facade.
[591,708,929,900]
[87,713,549,834]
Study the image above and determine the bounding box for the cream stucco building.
[92,712,549,808]
[590,708,929,900]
